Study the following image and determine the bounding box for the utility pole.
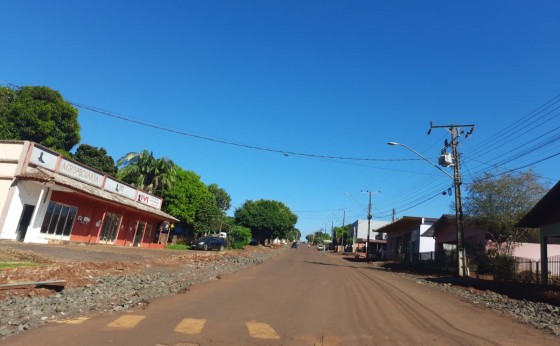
[340,209,346,251]
[428,122,474,277]
[362,190,373,260]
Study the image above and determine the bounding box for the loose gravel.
[0,250,279,340]
[391,271,560,337]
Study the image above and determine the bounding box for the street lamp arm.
[387,141,454,181]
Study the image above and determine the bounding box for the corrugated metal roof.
[17,167,179,221]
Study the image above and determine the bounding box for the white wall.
[352,219,390,241]
[419,223,436,252]
[0,181,47,243]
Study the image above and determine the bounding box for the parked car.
[191,236,227,251]
[317,244,325,251]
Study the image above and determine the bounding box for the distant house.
[517,180,560,285]
[0,141,178,247]
[422,214,487,253]
[424,214,560,261]
[377,216,436,261]
[349,219,389,258]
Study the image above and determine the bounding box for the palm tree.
[116,150,175,197]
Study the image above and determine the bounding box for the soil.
[0,240,275,301]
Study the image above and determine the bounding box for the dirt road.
[2,244,558,345]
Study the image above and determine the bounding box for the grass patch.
[0,261,42,269]
[165,244,189,250]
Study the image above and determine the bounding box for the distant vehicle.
[291,242,298,248]
[191,236,227,251]
[317,244,325,251]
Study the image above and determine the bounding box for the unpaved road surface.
[2,244,558,345]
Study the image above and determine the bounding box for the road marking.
[106,315,145,329]
[245,321,280,339]
[56,317,90,324]
[174,318,207,335]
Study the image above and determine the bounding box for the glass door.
[100,212,121,243]
[133,221,146,247]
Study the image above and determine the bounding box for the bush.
[228,225,252,249]
[491,255,517,281]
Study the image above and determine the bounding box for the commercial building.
[0,141,178,247]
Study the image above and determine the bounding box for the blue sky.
[2,1,559,237]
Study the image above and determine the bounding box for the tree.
[234,199,298,244]
[286,228,301,242]
[463,170,548,255]
[0,85,80,154]
[116,150,175,197]
[208,183,231,212]
[162,167,213,226]
[193,196,225,237]
[73,144,117,176]
[333,225,351,245]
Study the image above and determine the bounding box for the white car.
[317,244,325,251]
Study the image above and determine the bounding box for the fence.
[513,255,560,285]
[405,251,560,286]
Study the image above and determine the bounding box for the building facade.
[377,216,437,260]
[0,141,177,247]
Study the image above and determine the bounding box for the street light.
[387,142,453,180]
[388,141,467,277]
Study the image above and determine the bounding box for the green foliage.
[73,144,117,175]
[193,196,224,237]
[162,167,213,226]
[117,150,175,197]
[489,255,517,281]
[310,231,331,244]
[463,170,548,255]
[234,199,298,244]
[208,183,231,212]
[228,225,252,249]
[0,85,80,153]
[165,244,188,250]
[333,225,351,244]
[285,228,301,242]
[0,261,42,269]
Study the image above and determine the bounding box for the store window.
[40,202,78,236]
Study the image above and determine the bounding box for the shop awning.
[17,167,179,222]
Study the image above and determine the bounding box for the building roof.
[421,214,455,237]
[17,167,179,222]
[517,180,560,228]
[376,216,438,235]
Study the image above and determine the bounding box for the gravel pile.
[0,250,278,340]
[396,272,560,336]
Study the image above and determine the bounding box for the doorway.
[100,212,121,243]
[16,205,35,241]
[133,221,146,247]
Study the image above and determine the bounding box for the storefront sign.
[137,191,162,209]
[104,178,137,199]
[29,147,58,171]
[59,159,104,188]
